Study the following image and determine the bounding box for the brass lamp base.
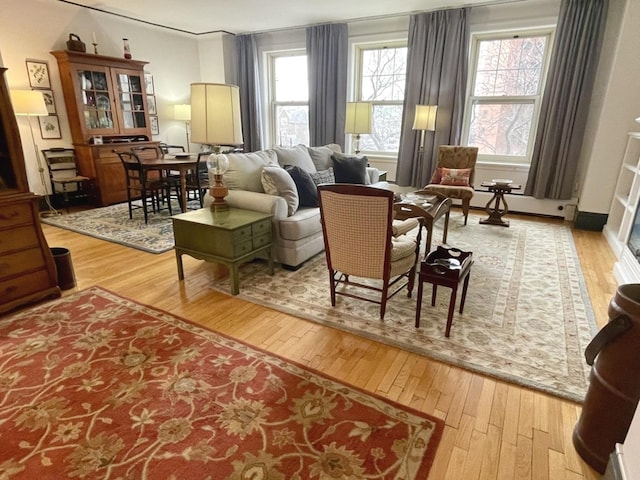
[209,174,229,212]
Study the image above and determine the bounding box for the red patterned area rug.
[0,287,443,479]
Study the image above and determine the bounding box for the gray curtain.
[236,34,263,152]
[396,8,469,188]
[525,0,608,199]
[306,23,348,148]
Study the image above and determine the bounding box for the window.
[268,52,309,147]
[462,31,553,165]
[353,42,407,155]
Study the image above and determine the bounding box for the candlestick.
[92,42,98,55]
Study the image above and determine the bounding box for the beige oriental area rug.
[212,212,597,403]
[0,287,443,479]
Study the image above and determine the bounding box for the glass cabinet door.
[113,68,147,131]
[76,67,116,132]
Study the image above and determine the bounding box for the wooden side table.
[171,208,273,295]
[415,246,473,337]
[394,191,452,255]
[480,181,522,227]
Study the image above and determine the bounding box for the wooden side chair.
[317,184,422,319]
[421,145,479,225]
[41,148,93,212]
[115,149,177,224]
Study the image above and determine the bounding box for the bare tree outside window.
[355,44,407,154]
[464,33,552,164]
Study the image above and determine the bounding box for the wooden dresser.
[0,67,60,313]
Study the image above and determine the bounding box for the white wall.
[578,0,640,216]
[0,0,202,195]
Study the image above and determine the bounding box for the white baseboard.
[470,191,578,220]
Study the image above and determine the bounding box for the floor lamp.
[412,105,438,181]
[174,104,191,150]
[345,102,372,156]
[12,89,59,217]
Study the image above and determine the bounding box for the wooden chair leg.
[462,199,470,225]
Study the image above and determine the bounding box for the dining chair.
[317,183,422,319]
[115,149,177,223]
[184,152,210,207]
[421,145,479,225]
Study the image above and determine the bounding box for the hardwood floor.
[34,209,616,479]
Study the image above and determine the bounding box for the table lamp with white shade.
[11,89,58,216]
[345,101,371,156]
[190,83,243,211]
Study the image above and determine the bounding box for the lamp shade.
[190,83,243,146]
[174,104,191,121]
[11,90,48,116]
[412,105,438,131]
[345,102,372,135]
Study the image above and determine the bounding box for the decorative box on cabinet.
[0,67,59,313]
[51,50,158,206]
[603,132,640,283]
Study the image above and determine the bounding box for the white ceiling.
[61,0,517,35]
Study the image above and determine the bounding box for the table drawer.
[253,233,271,249]
[252,219,271,236]
[232,225,253,244]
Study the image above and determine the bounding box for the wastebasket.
[573,283,640,473]
[50,247,76,290]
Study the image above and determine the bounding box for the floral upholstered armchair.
[421,146,479,225]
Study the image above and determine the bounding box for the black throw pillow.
[331,153,368,184]
[284,165,318,207]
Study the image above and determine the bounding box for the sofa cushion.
[307,144,341,171]
[279,207,323,241]
[261,164,299,216]
[224,150,277,192]
[331,153,369,184]
[273,145,317,173]
[309,167,335,186]
[284,165,318,207]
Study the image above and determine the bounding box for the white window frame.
[461,28,555,166]
[266,49,308,147]
[351,39,407,157]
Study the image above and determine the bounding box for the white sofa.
[203,144,384,269]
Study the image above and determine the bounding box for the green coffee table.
[171,208,273,295]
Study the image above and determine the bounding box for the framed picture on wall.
[39,115,62,139]
[144,73,154,94]
[26,59,51,89]
[147,95,157,115]
[41,89,56,114]
[150,115,159,135]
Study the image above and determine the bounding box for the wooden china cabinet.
[51,50,160,206]
[0,67,60,313]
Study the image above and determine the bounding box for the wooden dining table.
[139,153,203,213]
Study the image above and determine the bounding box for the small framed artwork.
[147,95,157,115]
[150,115,159,135]
[41,89,56,114]
[144,73,154,94]
[39,115,62,139]
[26,59,51,89]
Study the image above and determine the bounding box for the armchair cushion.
[438,167,471,186]
[331,153,369,184]
[261,164,299,216]
[284,165,318,207]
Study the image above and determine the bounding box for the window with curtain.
[267,51,309,147]
[353,41,407,155]
[462,30,553,165]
